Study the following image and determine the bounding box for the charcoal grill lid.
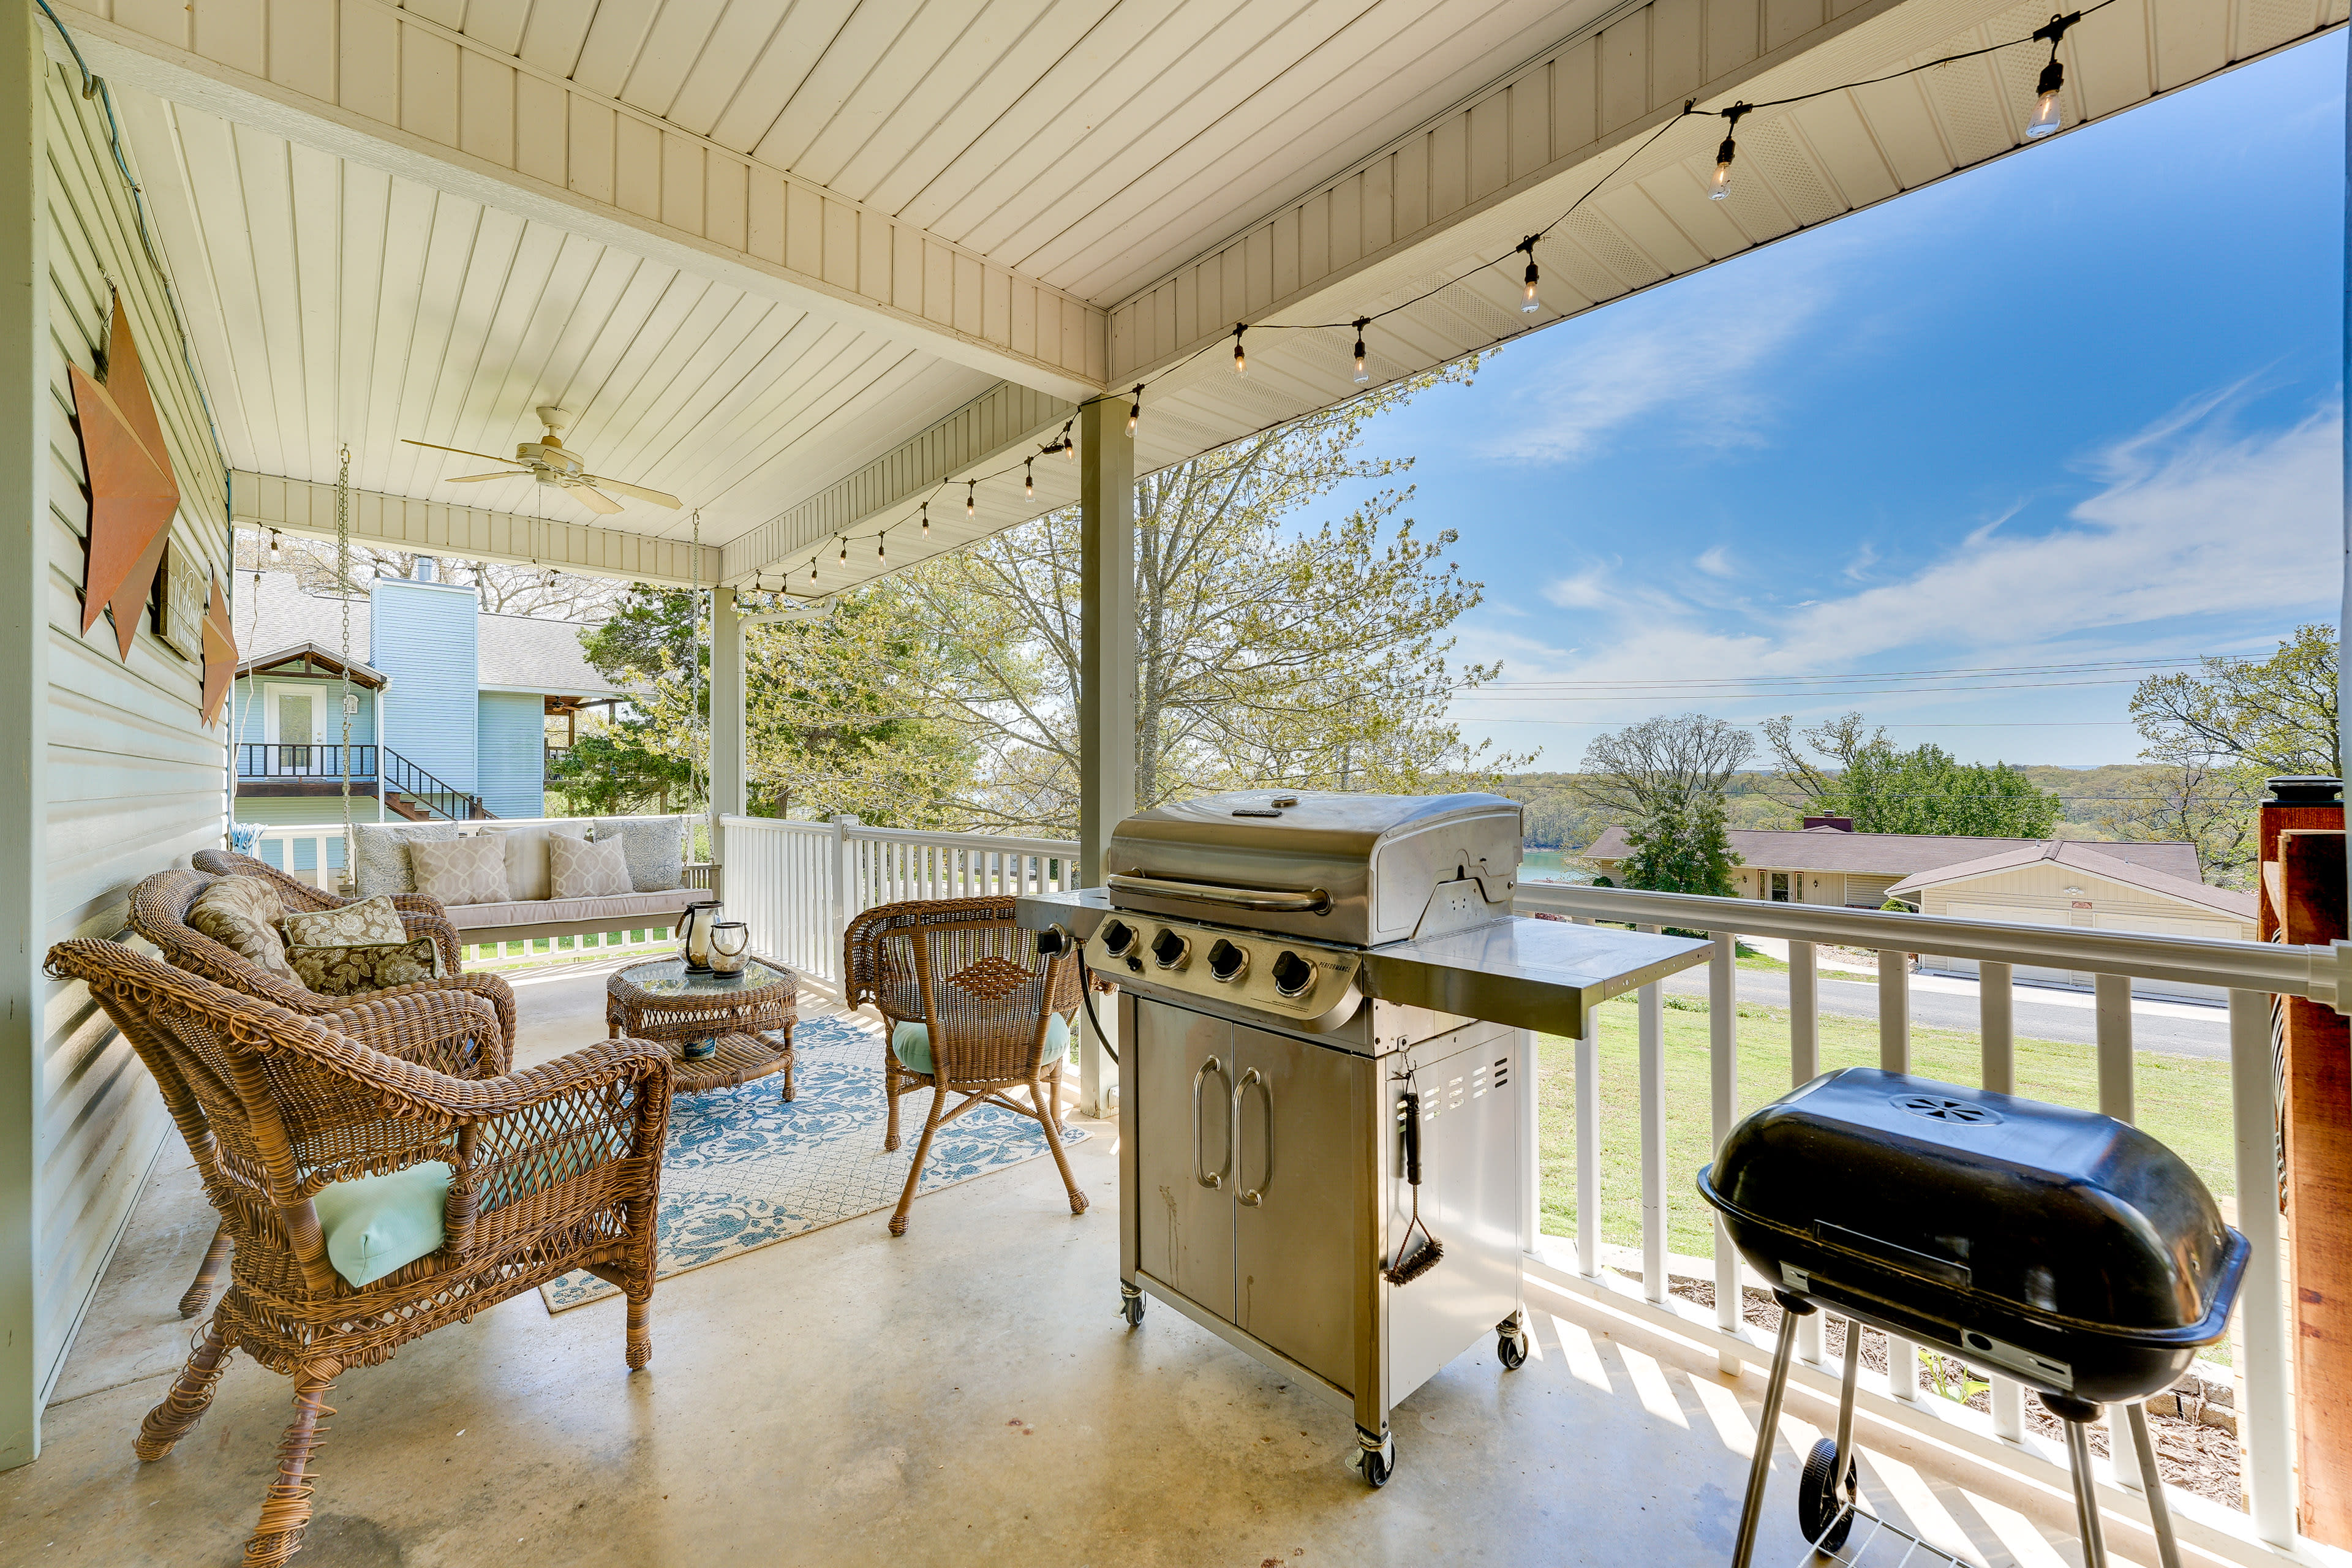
[1702,1068,2238,1340]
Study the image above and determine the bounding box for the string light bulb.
[920,502,930,540]
[268,529,281,564]
[2026,12,2078,138]
[878,533,887,562]
[838,537,847,564]
[1232,323,1247,377]
[967,481,976,520]
[1710,104,1752,200]
[1516,238,1541,313]
[1352,318,1370,383]
[1128,385,1142,435]
[1025,458,1035,498]
[810,557,818,583]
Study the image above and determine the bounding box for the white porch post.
[0,1,43,1468]
[710,585,745,873]
[1076,396,1136,1118]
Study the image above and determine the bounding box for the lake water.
[1520,849,1594,884]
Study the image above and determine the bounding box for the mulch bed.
[1648,1273,2244,1509]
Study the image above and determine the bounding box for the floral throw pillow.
[550,833,634,899]
[186,876,297,981]
[405,834,510,907]
[282,894,409,950]
[290,938,440,996]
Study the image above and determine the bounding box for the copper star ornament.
[69,292,179,660]
[199,571,236,726]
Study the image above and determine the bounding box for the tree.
[235,531,626,620]
[1573,714,1754,822]
[1620,791,1741,897]
[892,363,1525,834]
[1762,714,2063,838]
[2112,626,2338,887]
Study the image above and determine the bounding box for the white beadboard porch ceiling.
[51,0,2346,589]
[419,0,1621,307]
[115,92,1002,548]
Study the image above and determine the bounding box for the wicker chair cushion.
[281,894,408,949]
[186,876,297,981]
[312,1159,451,1287]
[551,834,635,899]
[889,1012,1072,1077]
[407,835,510,907]
[352,821,463,896]
[288,938,442,995]
[592,816,685,892]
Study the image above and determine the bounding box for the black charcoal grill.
[1700,1068,2247,1568]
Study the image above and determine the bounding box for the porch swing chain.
[336,445,355,889]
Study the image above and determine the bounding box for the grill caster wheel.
[1498,1317,1528,1370]
[1119,1290,1144,1328]
[1797,1438,1856,1552]
[1355,1431,1395,1488]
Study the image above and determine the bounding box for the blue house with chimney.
[229,562,630,827]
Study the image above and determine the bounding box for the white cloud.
[1695,545,1734,577]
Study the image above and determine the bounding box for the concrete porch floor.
[4,963,2128,1567]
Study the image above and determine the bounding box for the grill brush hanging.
[1382,1081,1443,1286]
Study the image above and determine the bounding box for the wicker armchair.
[45,938,669,1568]
[191,848,466,973]
[843,897,1087,1235]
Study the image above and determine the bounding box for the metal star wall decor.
[69,290,179,660]
[199,571,235,726]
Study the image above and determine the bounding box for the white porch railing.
[718,814,1077,985]
[1515,881,2318,1568]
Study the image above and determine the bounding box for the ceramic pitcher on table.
[680,900,723,972]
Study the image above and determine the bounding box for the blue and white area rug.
[540,1012,1088,1311]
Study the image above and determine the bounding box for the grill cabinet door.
[1134,999,1235,1322]
[1232,1025,1368,1393]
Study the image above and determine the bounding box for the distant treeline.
[1508,764,2178,853]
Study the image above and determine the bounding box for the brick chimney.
[1803,815,1855,832]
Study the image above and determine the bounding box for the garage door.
[1927,903,2079,990]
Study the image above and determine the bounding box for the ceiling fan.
[402,406,681,516]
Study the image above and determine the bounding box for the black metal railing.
[380,748,491,823]
[238,743,378,780]
[235,743,488,822]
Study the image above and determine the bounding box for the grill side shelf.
[1359,917,1711,1037]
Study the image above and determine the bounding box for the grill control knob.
[1270,950,1316,998]
[1099,920,1137,958]
[1205,939,1248,983]
[1149,928,1192,971]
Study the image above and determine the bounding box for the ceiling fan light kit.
[401,405,682,514]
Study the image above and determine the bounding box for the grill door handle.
[1192,1056,1231,1190]
[1236,1068,1271,1207]
[1106,873,1331,914]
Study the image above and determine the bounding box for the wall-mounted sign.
[156,537,204,662]
[69,292,180,661]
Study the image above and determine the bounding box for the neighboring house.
[1579,817,2202,911]
[228,562,628,825]
[1888,839,2256,1000]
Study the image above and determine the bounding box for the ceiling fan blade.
[573,486,625,516]
[446,470,526,483]
[402,437,519,465]
[580,475,682,509]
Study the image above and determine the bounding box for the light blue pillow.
[891,1013,1074,1077]
[311,1160,452,1287]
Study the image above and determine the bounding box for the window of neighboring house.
[1770,871,1792,902]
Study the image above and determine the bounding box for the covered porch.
[1,0,2344,1564]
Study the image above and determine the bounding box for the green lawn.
[1534,992,2236,1261]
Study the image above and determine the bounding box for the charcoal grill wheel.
[1497,1324,1528,1369]
[1797,1438,1856,1551]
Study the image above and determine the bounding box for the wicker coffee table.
[606,955,799,1098]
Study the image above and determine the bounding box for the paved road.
[1657,967,2231,1060]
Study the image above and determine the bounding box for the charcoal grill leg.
[1830,1319,1861,1504]
[2123,1402,2182,1568]
[2047,1396,2109,1568]
[1730,1291,1815,1568]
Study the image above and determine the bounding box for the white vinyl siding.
[34,58,231,1406]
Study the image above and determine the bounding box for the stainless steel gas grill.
[1703,1068,2249,1568]
[1015,790,1710,1486]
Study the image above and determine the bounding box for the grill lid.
[1701,1068,2242,1343]
[1103,790,1523,948]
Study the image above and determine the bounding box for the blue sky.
[1334,34,2346,771]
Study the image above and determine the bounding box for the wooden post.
[2259,778,2351,1545]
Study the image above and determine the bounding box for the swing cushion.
[889,1013,1074,1078]
[313,1160,453,1287]
[407,835,510,907]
